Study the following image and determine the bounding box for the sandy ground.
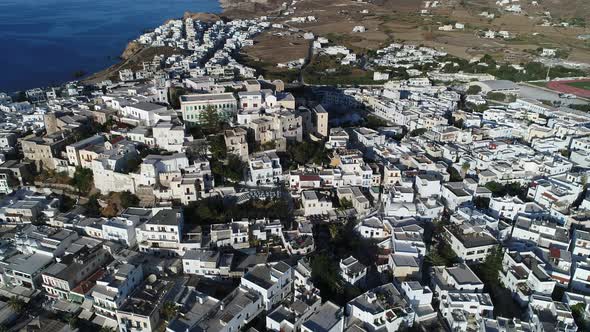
[242,0,590,68]
[243,30,310,64]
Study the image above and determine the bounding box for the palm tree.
[461,162,471,174]
[8,296,25,313]
[161,302,178,321]
[329,224,340,241]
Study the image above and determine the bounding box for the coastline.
[83,10,222,84]
[84,0,283,85]
[2,0,224,94]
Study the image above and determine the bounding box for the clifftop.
[219,0,284,18]
[182,11,222,22]
[121,41,143,60]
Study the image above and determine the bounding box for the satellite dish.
[147,274,157,284]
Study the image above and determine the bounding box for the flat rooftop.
[180,93,236,103]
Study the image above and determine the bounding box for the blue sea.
[0,0,220,93]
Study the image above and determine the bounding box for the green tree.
[487,92,507,101]
[509,186,528,201]
[461,162,471,174]
[339,198,353,210]
[555,49,570,59]
[208,135,227,160]
[477,246,503,285]
[466,85,482,95]
[84,194,102,217]
[560,149,571,158]
[194,202,218,222]
[258,141,276,151]
[71,167,93,196]
[571,303,589,331]
[311,254,342,294]
[287,141,329,166]
[569,104,590,112]
[8,296,25,313]
[186,139,209,159]
[484,181,505,196]
[425,250,447,266]
[120,191,139,208]
[189,125,205,139]
[224,155,245,182]
[474,197,490,209]
[161,302,178,321]
[122,156,142,174]
[448,166,463,182]
[409,128,427,137]
[426,241,458,267]
[211,154,244,184]
[480,54,497,66]
[168,87,186,109]
[365,115,388,129]
[201,106,221,132]
[329,224,341,241]
[485,182,529,201]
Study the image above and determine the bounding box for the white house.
[443,225,497,263]
[573,229,590,257]
[439,292,494,330]
[102,216,138,247]
[571,260,590,295]
[356,216,390,239]
[339,256,367,286]
[301,301,344,332]
[415,173,441,198]
[136,208,184,256]
[500,250,556,306]
[301,190,333,216]
[240,262,293,311]
[247,151,283,186]
[92,261,144,320]
[182,249,232,278]
[431,264,485,295]
[442,182,473,210]
[346,283,415,331]
[400,281,437,322]
[122,102,168,126]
